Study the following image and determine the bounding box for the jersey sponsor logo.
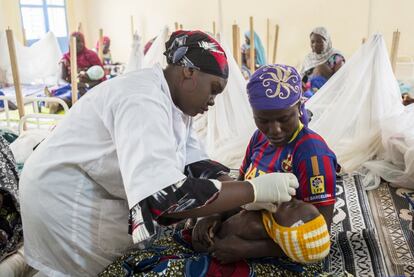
[307,193,332,201]
[310,175,325,194]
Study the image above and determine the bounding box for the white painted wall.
[2,0,414,67]
[0,0,24,42]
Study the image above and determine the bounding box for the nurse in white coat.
[19,30,298,276]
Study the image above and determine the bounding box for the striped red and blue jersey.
[240,123,337,207]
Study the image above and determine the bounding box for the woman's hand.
[192,214,222,252]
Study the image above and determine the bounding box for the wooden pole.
[217,0,223,38]
[390,30,400,73]
[130,16,135,38]
[232,24,240,67]
[77,22,83,33]
[236,25,241,67]
[98,28,104,63]
[249,16,255,73]
[266,18,270,63]
[213,21,216,37]
[22,28,27,46]
[174,22,179,30]
[70,36,78,105]
[272,24,279,64]
[5,29,25,121]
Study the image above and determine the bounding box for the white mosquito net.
[307,34,414,189]
[363,100,414,189]
[124,32,143,74]
[0,31,62,85]
[125,26,169,72]
[142,26,169,69]
[307,34,403,171]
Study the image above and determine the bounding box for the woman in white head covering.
[301,27,345,94]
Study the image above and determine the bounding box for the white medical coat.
[19,64,207,276]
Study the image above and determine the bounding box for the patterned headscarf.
[247,64,302,110]
[247,64,309,125]
[301,27,342,75]
[164,30,229,79]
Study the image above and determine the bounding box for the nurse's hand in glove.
[162,173,298,220]
[247,172,299,203]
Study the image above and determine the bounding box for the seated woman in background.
[241,31,266,79]
[94,36,112,65]
[94,36,124,78]
[61,32,105,87]
[47,32,105,113]
[301,27,345,95]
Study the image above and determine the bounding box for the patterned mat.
[324,174,388,276]
[368,182,414,276]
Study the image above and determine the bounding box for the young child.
[193,198,331,264]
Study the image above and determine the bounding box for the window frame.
[19,0,69,52]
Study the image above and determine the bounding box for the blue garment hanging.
[244,31,267,66]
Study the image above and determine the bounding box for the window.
[19,0,68,52]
